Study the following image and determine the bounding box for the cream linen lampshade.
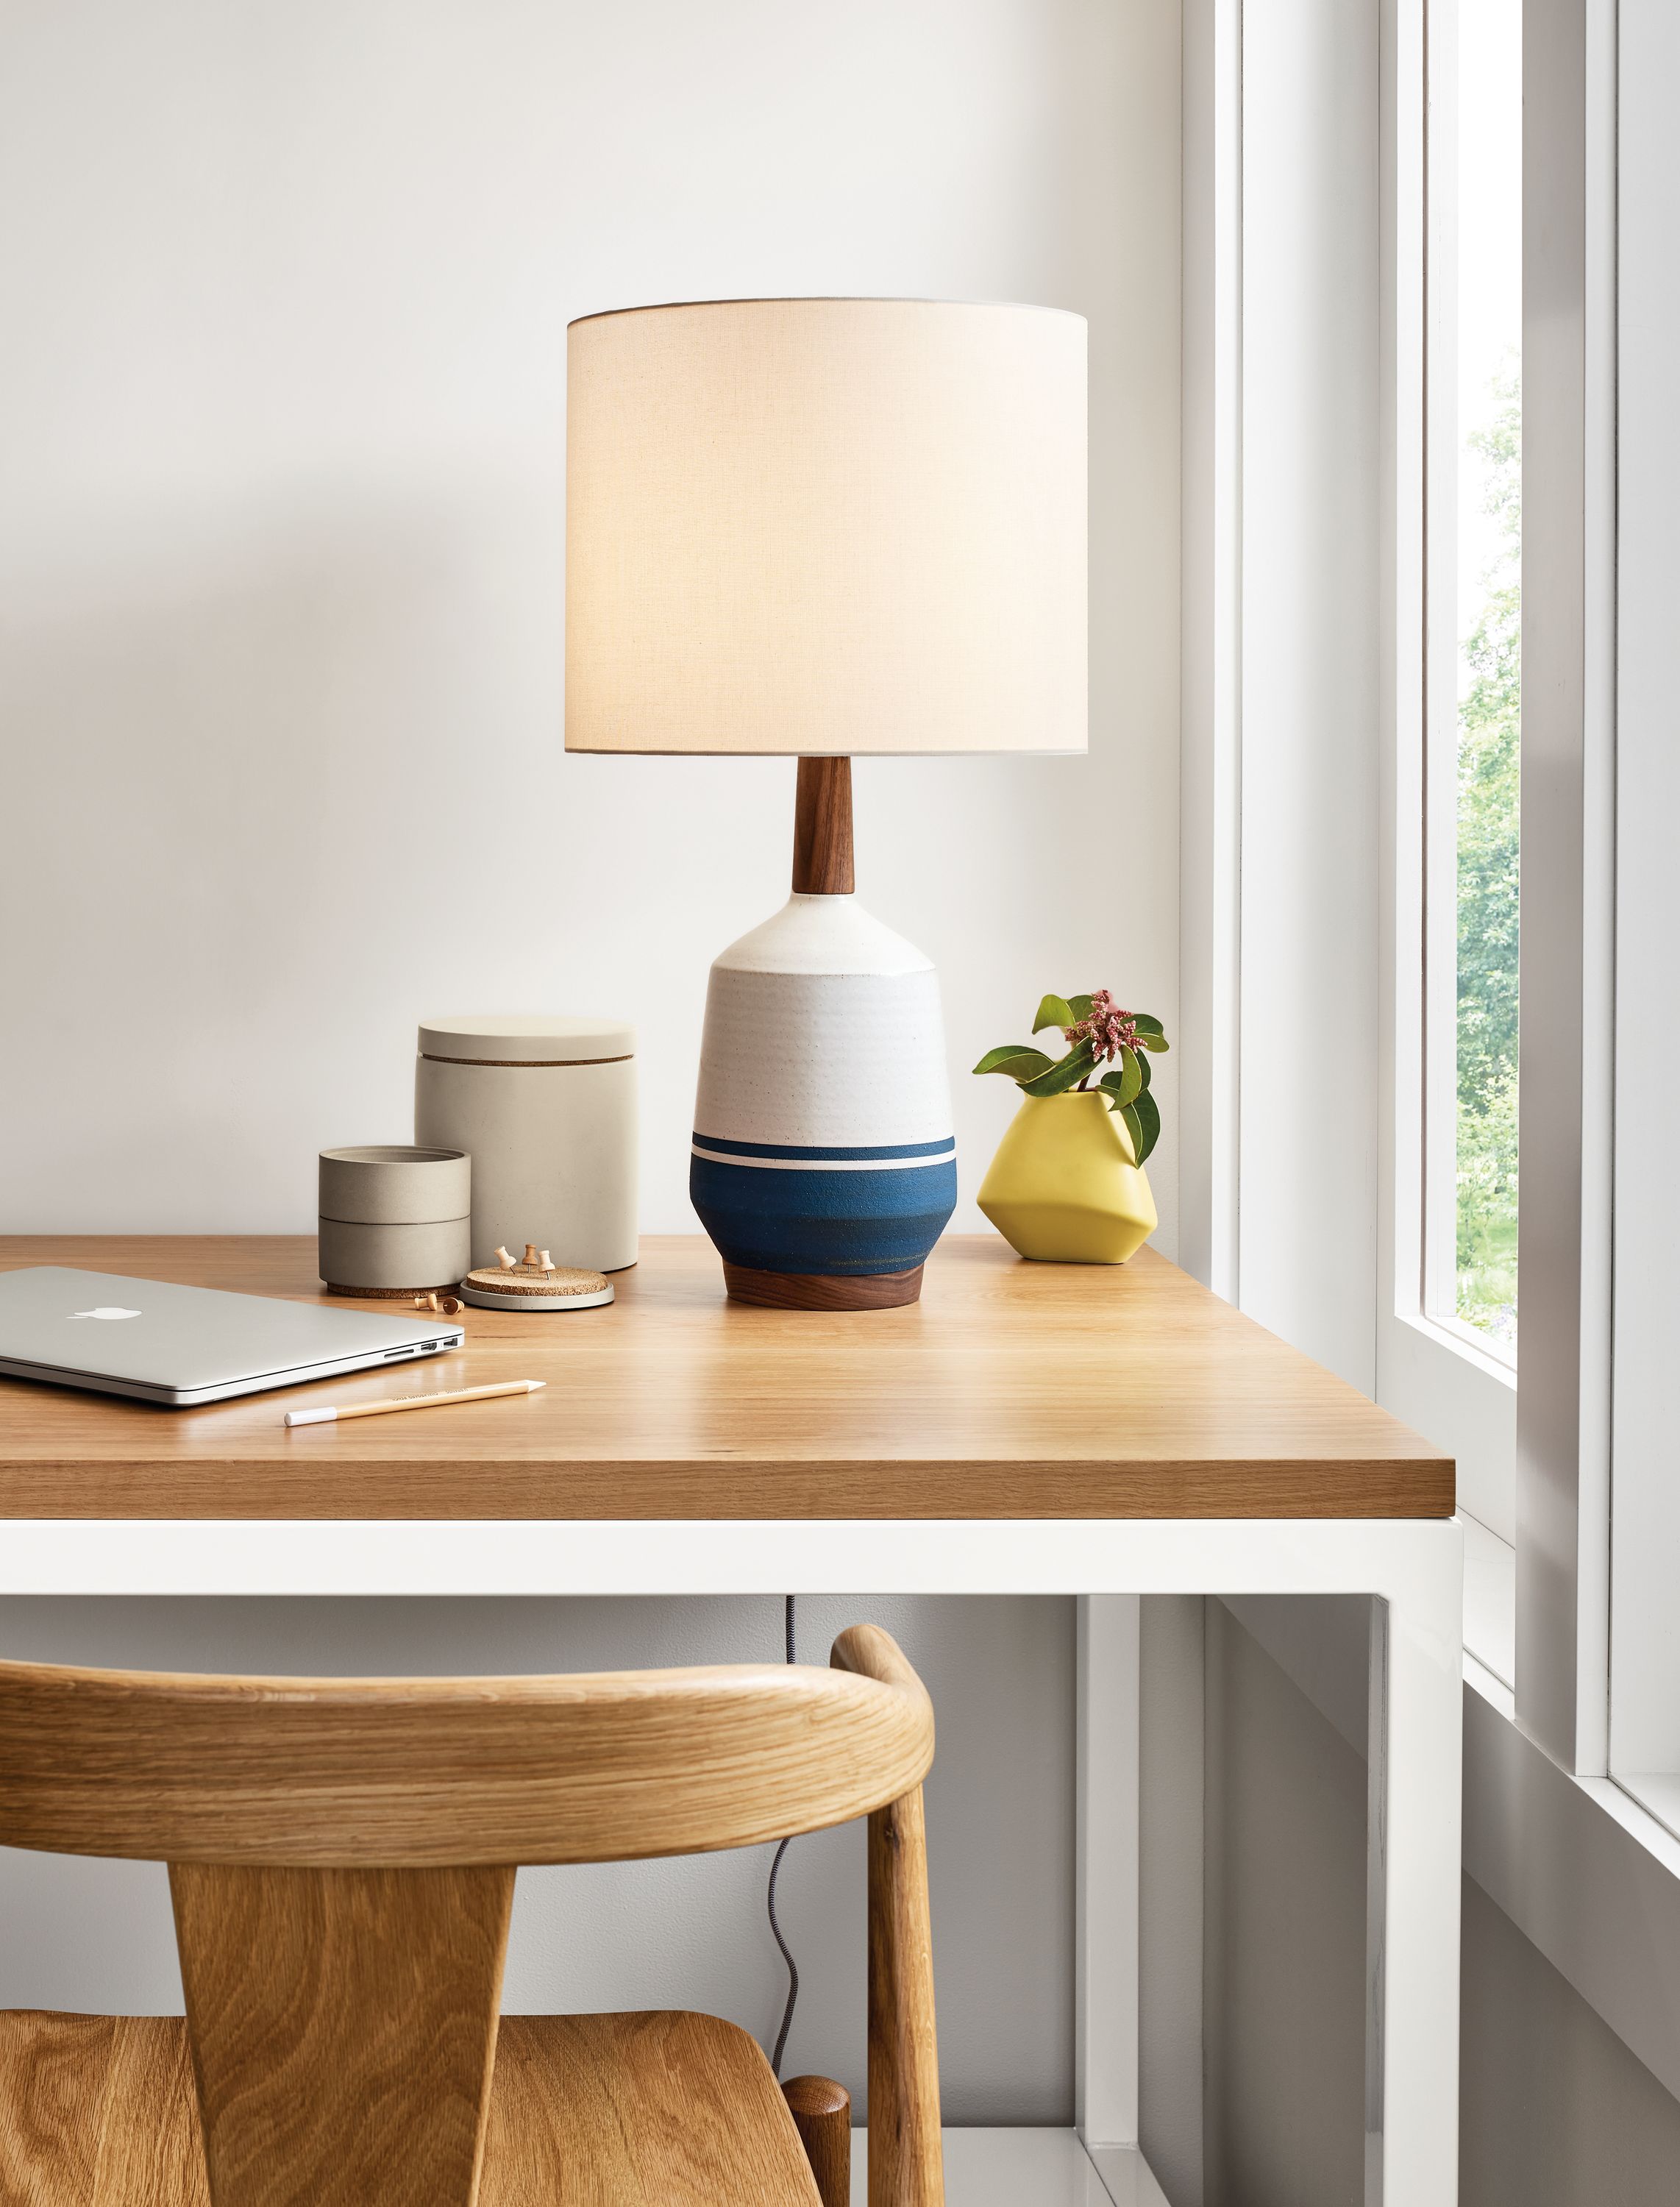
[566,297,1086,754]
[563,297,1089,1307]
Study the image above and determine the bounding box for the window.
[1427,0,1521,1364]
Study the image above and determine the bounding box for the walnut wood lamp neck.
[792,758,855,895]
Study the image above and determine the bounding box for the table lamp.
[566,297,1087,1309]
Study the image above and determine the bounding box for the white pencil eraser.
[285,1407,337,1427]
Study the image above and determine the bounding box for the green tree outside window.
[1456,365,1520,1347]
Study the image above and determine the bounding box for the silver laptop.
[0,1268,465,1407]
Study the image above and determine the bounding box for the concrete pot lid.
[418,1014,636,1064]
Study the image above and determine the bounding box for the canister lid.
[417,1014,636,1065]
[318,1145,470,1225]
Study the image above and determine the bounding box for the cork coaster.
[325,1282,462,1299]
[460,1262,613,1312]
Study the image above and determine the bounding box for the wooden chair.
[0,1623,943,2207]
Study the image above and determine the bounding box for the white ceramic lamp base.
[688,762,957,1310]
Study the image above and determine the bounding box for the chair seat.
[483,2013,824,2205]
[0,2008,822,2206]
[0,2014,209,2206]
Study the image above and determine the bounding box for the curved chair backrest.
[0,1621,933,1866]
[0,1624,943,2207]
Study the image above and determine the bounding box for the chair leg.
[830,1627,943,2207]
[865,1786,944,2207]
[783,2075,850,2207]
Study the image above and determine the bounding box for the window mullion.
[1514,0,1615,1776]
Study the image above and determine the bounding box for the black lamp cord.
[767,1593,800,2078]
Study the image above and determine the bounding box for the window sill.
[1399,1307,1517,1387]
[1616,1773,1680,1850]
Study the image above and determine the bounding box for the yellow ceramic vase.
[977,1090,1158,1263]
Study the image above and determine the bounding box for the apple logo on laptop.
[69,1307,142,1321]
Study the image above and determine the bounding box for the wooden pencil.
[285,1380,545,1427]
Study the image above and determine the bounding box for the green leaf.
[1019,1040,1095,1096]
[1032,994,1078,1034]
[1119,1101,1145,1161]
[1131,1014,1164,1037]
[1138,1033,1170,1053]
[1136,1048,1152,1090]
[1132,1087,1161,1163]
[972,1045,1054,1081]
[1064,993,1095,1020]
[1097,1047,1142,1107]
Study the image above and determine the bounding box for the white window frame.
[1376,0,1520,1585]
[1605,0,1680,1822]
[1509,0,1616,1780]
[1386,0,1615,1758]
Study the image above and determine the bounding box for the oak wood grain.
[480,2013,821,2205]
[0,1236,1453,1520]
[0,2010,111,2205]
[0,2012,822,2207]
[834,1630,944,2207]
[791,756,855,895]
[171,1863,513,2207]
[0,1653,935,1866]
[782,2075,853,2207]
[0,2012,210,2206]
[92,2016,209,2206]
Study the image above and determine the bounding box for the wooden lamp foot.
[722,1262,925,1311]
[782,2075,851,2207]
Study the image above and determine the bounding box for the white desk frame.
[1,1515,1463,2207]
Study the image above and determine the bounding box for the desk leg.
[1369,1536,1463,2206]
[1075,1593,1141,2153]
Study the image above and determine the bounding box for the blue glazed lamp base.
[690,892,958,1310]
[690,1135,958,1282]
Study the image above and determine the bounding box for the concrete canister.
[317,1145,471,1294]
[414,1014,638,1273]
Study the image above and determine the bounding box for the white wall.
[0,0,1181,1253]
[0,0,1183,2127]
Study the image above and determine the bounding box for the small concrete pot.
[318,1145,471,1296]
